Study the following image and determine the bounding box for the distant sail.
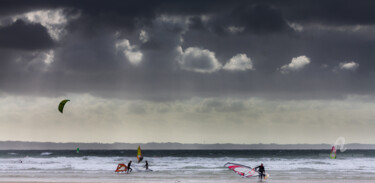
[224,162,258,178]
[58,99,70,113]
[137,146,143,163]
[76,148,79,154]
[330,146,337,159]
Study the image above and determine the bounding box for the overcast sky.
[1,0,375,144]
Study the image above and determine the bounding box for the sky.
[1,0,375,144]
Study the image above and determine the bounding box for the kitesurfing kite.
[58,99,70,113]
[224,162,269,179]
[137,146,143,163]
[330,146,337,159]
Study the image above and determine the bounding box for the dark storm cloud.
[2,0,375,27]
[1,0,375,100]
[230,4,288,34]
[0,0,57,17]
[0,20,54,50]
[201,3,290,35]
[278,0,375,25]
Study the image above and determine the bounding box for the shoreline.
[1,177,374,182]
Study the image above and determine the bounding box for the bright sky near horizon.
[1,0,375,144]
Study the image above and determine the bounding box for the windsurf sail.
[76,148,79,154]
[58,99,70,113]
[137,146,143,163]
[224,162,258,178]
[115,163,128,172]
[330,146,337,159]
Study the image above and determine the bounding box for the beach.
[0,171,375,183]
[0,150,374,183]
[1,174,375,183]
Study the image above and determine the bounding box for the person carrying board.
[255,163,266,180]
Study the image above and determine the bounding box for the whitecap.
[40,152,53,156]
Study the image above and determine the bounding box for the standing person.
[255,163,265,180]
[144,160,149,170]
[127,161,132,173]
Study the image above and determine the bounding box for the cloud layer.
[0,0,375,143]
[0,93,373,144]
[0,1,374,100]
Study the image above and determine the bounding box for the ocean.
[0,150,374,182]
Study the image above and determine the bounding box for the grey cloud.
[128,102,147,114]
[280,0,375,26]
[178,47,222,73]
[339,61,359,71]
[1,1,375,101]
[227,3,289,34]
[223,54,254,71]
[187,16,205,31]
[2,0,375,145]
[196,98,246,113]
[279,55,310,74]
[185,3,290,36]
[0,20,55,50]
[154,103,171,113]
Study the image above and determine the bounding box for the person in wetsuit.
[127,161,132,173]
[138,156,143,163]
[255,163,265,180]
[144,160,149,170]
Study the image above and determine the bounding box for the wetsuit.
[127,162,132,173]
[255,165,265,180]
[145,161,148,170]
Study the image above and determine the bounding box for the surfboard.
[264,173,270,180]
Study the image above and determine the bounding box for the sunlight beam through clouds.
[0,93,374,144]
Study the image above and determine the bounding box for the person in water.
[127,161,132,173]
[255,163,265,180]
[138,156,143,163]
[144,160,149,170]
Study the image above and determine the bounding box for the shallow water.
[0,150,374,182]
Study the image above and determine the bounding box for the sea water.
[0,150,374,182]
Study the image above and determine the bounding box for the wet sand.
[1,180,375,183]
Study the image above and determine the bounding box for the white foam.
[0,155,375,181]
[40,152,53,156]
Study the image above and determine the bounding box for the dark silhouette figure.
[127,161,132,173]
[138,156,143,163]
[255,163,265,180]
